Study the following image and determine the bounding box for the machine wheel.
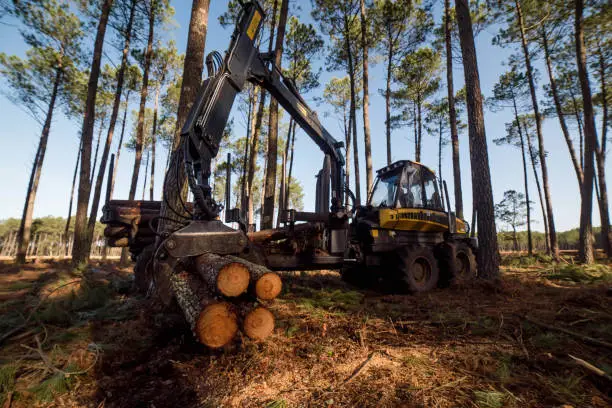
[134,245,155,293]
[453,243,477,283]
[396,247,440,293]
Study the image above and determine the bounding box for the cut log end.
[217,263,250,297]
[196,303,238,348]
[255,272,282,300]
[243,307,275,340]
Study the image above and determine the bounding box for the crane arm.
[180,1,345,219]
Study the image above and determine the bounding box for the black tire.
[453,242,477,283]
[396,246,440,293]
[435,242,456,288]
[134,245,155,293]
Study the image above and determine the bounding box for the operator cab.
[368,160,444,211]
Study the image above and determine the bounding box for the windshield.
[397,166,444,210]
[369,169,401,207]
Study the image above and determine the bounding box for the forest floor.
[0,255,610,408]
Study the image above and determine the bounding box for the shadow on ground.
[0,259,610,407]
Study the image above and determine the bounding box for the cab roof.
[376,160,436,177]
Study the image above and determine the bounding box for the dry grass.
[0,259,610,407]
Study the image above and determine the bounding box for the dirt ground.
[0,257,610,408]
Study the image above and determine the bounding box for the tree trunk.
[91,118,104,186]
[246,0,278,227]
[277,118,292,226]
[345,106,352,206]
[445,0,463,219]
[240,86,257,220]
[514,0,558,259]
[158,0,210,236]
[541,28,583,188]
[575,0,596,264]
[110,90,131,199]
[385,34,393,165]
[72,0,114,267]
[128,4,155,200]
[416,94,422,162]
[455,0,500,279]
[286,121,296,207]
[438,119,443,186]
[360,0,373,195]
[150,85,160,201]
[512,97,532,255]
[16,67,62,264]
[569,88,585,171]
[524,119,550,253]
[413,103,418,160]
[142,150,150,200]
[595,44,611,257]
[64,137,82,257]
[86,0,136,255]
[262,0,289,230]
[345,14,360,206]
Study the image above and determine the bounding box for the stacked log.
[171,252,282,348]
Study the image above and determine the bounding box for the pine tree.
[261,0,289,230]
[455,0,500,279]
[489,70,534,255]
[0,0,83,264]
[72,0,115,267]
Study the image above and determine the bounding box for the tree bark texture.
[594,44,611,257]
[16,67,62,264]
[455,0,500,279]
[150,85,160,201]
[86,0,137,256]
[64,138,82,256]
[575,0,596,264]
[158,0,210,237]
[445,0,463,219]
[524,119,550,253]
[360,0,373,195]
[72,0,114,267]
[514,0,558,259]
[170,271,238,348]
[262,0,289,230]
[541,28,583,188]
[128,4,155,200]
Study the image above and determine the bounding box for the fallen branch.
[20,335,99,377]
[524,316,612,350]
[343,352,375,384]
[568,354,612,382]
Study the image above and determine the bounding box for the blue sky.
[0,1,607,233]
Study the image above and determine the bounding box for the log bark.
[170,271,238,348]
[195,252,250,297]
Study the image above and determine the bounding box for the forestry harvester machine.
[101,1,478,347]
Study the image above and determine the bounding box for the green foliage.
[283,16,323,93]
[474,390,506,408]
[29,369,75,402]
[0,0,84,122]
[495,190,529,233]
[266,400,287,408]
[0,364,17,404]
[543,264,612,283]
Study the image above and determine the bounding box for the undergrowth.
[542,264,612,283]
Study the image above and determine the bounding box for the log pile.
[170,252,282,348]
